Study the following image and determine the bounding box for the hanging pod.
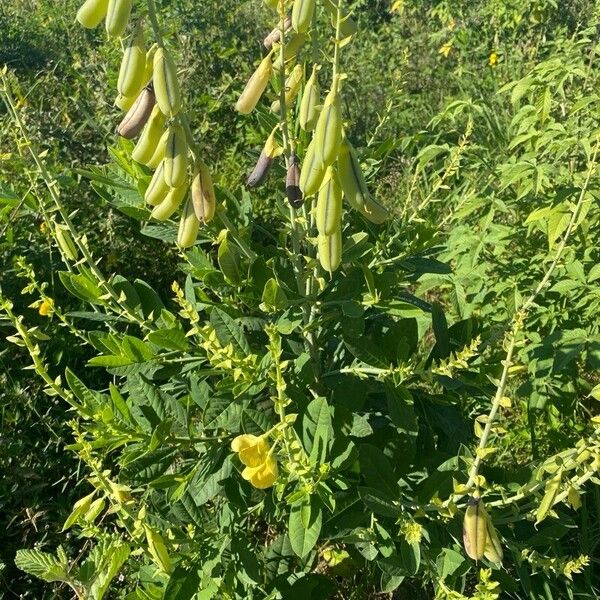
[153,47,182,117]
[117,25,146,98]
[313,76,343,166]
[264,16,292,49]
[191,162,216,223]
[246,131,281,188]
[105,0,132,38]
[285,154,303,208]
[271,64,303,114]
[117,85,155,139]
[76,0,109,29]
[318,228,342,274]
[177,198,201,248]
[299,137,326,197]
[151,182,188,221]
[463,496,488,561]
[144,162,170,207]
[163,124,188,189]
[299,64,320,131]
[316,166,343,236]
[131,106,166,165]
[235,54,273,115]
[291,0,316,33]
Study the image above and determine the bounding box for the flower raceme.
[231,434,278,489]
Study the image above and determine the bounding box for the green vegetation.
[1,0,599,598]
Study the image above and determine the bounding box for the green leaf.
[289,497,322,558]
[303,397,332,466]
[218,237,242,285]
[210,307,251,355]
[358,445,399,498]
[59,271,103,304]
[163,565,200,600]
[147,327,190,351]
[261,278,288,311]
[431,302,450,359]
[14,550,69,583]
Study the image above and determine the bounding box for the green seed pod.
[273,33,306,71]
[299,64,320,131]
[163,124,188,188]
[117,84,155,139]
[131,106,166,165]
[153,47,182,118]
[264,16,292,49]
[299,137,326,196]
[142,43,158,86]
[76,0,109,28]
[235,55,272,115]
[483,517,503,564]
[318,228,342,274]
[271,64,303,114]
[338,137,390,225]
[463,496,488,561]
[314,77,343,166]
[191,162,216,223]
[316,166,342,236]
[105,0,132,38]
[147,129,168,169]
[117,26,146,98]
[114,93,136,111]
[151,182,188,221]
[292,0,316,33]
[177,198,201,248]
[144,161,170,206]
[55,225,78,261]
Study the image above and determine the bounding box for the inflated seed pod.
[117,84,155,138]
[286,154,303,208]
[264,16,292,49]
[246,131,280,188]
[271,64,303,114]
[142,43,158,86]
[463,496,488,561]
[272,33,306,71]
[55,225,78,261]
[299,137,326,196]
[117,26,146,98]
[151,182,188,221]
[144,526,172,575]
[177,198,201,248]
[114,93,136,112]
[76,0,109,28]
[153,47,182,118]
[338,138,368,211]
[147,129,168,169]
[144,162,170,206]
[105,0,132,38]
[316,166,342,235]
[191,162,216,223]
[299,64,320,131]
[361,196,389,225]
[235,55,272,115]
[323,0,358,38]
[314,76,343,165]
[484,517,503,564]
[318,228,342,274]
[292,0,316,33]
[131,106,166,165]
[163,124,188,188]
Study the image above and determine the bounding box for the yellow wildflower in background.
[231,434,278,489]
[489,51,499,67]
[439,41,453,58]
[38,298,53,316]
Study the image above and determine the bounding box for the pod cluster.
[237,0,388,275]
[75,0,216,248]
[462,496,503,564]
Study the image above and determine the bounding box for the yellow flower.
[231,434,278,489]
[438,41,453,58]
[489,52,498,67]
[38,299,53,316]
[39,222,48,234]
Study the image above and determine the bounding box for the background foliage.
[1,0,599,598]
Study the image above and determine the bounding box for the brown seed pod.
[285,154,303,208]
[263,16,292,49]
[246,151,273,188]
[117,84,155,139]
